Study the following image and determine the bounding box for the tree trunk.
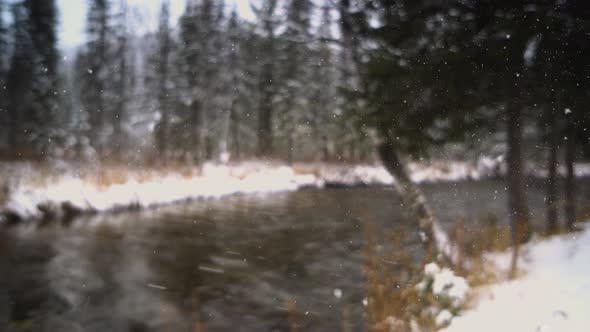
[156,114,169,159]
[287,132,295,165]
[229,101,240,160]
[546,107,559,235]
[321,135,329,162]
[506,104,531,277]
[506,104,531,244]
[257,15,275,158]
[190,100,202,162]
[564,114,576,231]
[113,55,126,161]
[257,64,273,157]
[378,140,455,265]
[7,100,21,156]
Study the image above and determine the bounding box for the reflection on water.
[1,180,589,331]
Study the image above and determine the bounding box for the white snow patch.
[0,160,494,221]
[2,159,588,221]
[333,288,343,299]
[419,262,469,307]
[436,309,454,326]
[444,224,590,332]
[414,262,469,328]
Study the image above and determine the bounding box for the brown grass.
[4,160,204,191]
[362,223,422,331]
[287,298,298,332]
[362,213,514,331]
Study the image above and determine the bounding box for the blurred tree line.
[0,0,589,236]
[0,0,366,163]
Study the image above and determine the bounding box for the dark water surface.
[1,180,589,331]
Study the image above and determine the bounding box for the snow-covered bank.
[444,223,590,332]
[0,159,586,222]
[0,160,495,222]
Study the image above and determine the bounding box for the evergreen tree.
[309,4,337,161]
[179,0,226,161]
[0,0,7,151]
[251,0,279,157]
[218,9,242,161]
[336,0,367,161]
[151,0,173,158]
[179,0,205,160]
[24,0,60,156]
[0,0,5,78]
[5,0,60,158]
[111,0,132,159]
[82,0,112,155]
[279,0,313,163]
[231,20,264,159]
[201,0,226,160]
[0,0,5,73]
[6,2,33,156]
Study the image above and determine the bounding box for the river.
[1,179,589,331]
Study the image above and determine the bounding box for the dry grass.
[576,207,590,223]
[362,213,514,331]
[287,298,298,332]
[1,160,204,192]
[460,217,513,287]
[362,223,423,332]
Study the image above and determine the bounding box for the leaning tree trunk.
[564,114,577,231]
[378,141,455,265]
[545,107,559,235]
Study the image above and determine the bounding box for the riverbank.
[444,223,590,332]
[0,159,501,222]
[1,158,588,223]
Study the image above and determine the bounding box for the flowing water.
[1,179,589,331]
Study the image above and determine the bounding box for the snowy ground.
[1,158,589,222]
[0,159,501,222]
[444,223,590,332]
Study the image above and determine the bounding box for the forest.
[1,0,590,331]
[1,0,589,238]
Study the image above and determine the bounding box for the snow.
[0,160,499,221]
[1,159,588,222]
[1,163,313,220]
[436,310,453,326]
[444,223,590,332]
[418,262,470,307]
[413,262,470,329]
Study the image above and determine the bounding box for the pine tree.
[179,0,226,161]
[83,0,112,156]
[24,0,60,156]
[251,0,279,157]
[309,4,337,161]
[219,9,241,161]
[111,0,132,159]
[564,109,577,231]
[231,20,264,158]
[6,2,33,156]
[4,0,60,158]
[201,0,226,160]
[179,0,204,160]
[0,0,6,79]
[152,0,173,158]
[544,104,559,235]
[280,0,313,163]
[336,0,365,161]
[0,0,5,72]
[0,0,7,151]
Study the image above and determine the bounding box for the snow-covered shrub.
[414,262,469,329]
